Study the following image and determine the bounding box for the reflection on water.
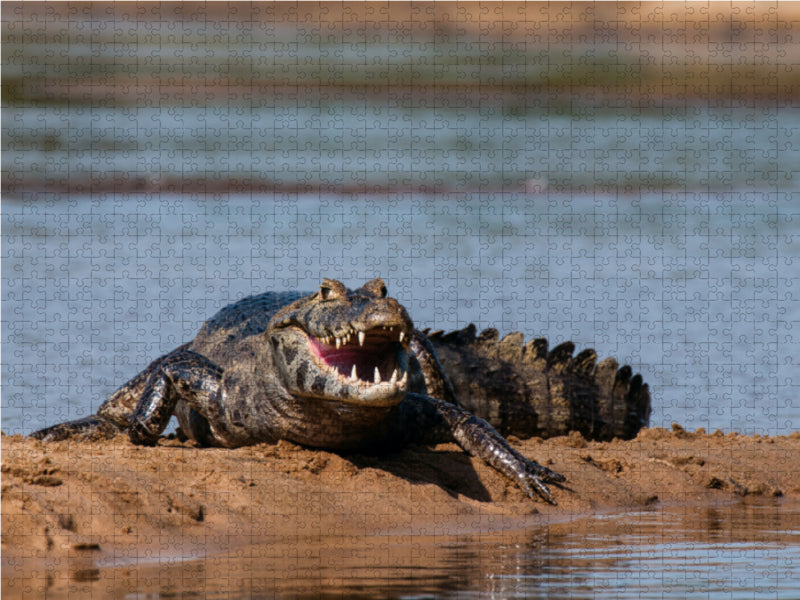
[4,501,797,599]
[524,503,800,599]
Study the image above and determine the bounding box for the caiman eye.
[362,278,388,298]
[318,278,346,301]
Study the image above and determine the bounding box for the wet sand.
[3,426,798,596]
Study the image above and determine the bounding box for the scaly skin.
[30,278,650,504]
[426,325,651,441]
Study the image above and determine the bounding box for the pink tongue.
[310,338,387,377]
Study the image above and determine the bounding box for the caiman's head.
[268,278,413,406]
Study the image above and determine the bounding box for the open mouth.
[309,325,408,387]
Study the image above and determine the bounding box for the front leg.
[402,393,565,504]
[128,349,228,446]
[410,330,459,404]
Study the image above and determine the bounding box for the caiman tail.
[427,324,651,441]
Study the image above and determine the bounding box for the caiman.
[31,278,651,503]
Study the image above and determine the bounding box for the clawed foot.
[514,457,566,504]
[416,394,568,504]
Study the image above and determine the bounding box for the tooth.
[390,368,398,384]
[351,364,358,381]
[336,337,341,349]
[374,367,381,383]
[398,331,404,343]
[358,331,365,346]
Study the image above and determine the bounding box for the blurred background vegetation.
[5,2,798,105]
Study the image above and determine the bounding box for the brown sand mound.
[3,425,799,594]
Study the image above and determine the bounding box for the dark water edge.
[0,177,734,197]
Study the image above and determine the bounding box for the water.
[518,505,800,599]
[5,102,799,193]
[4,501,798,599]
[2,190,798,436]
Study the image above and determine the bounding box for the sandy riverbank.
[3,425,798,590]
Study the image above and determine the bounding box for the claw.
[530,463,567,484]
[522,460,565,504]
[529,475,557,505]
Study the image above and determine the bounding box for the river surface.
[2,189,798,436]
[151,502,800,599]
[6,101,800,193]
[3,501,798,599]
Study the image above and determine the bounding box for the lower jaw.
[300,388,406,410]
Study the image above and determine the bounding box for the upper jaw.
[315,323,408,350]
